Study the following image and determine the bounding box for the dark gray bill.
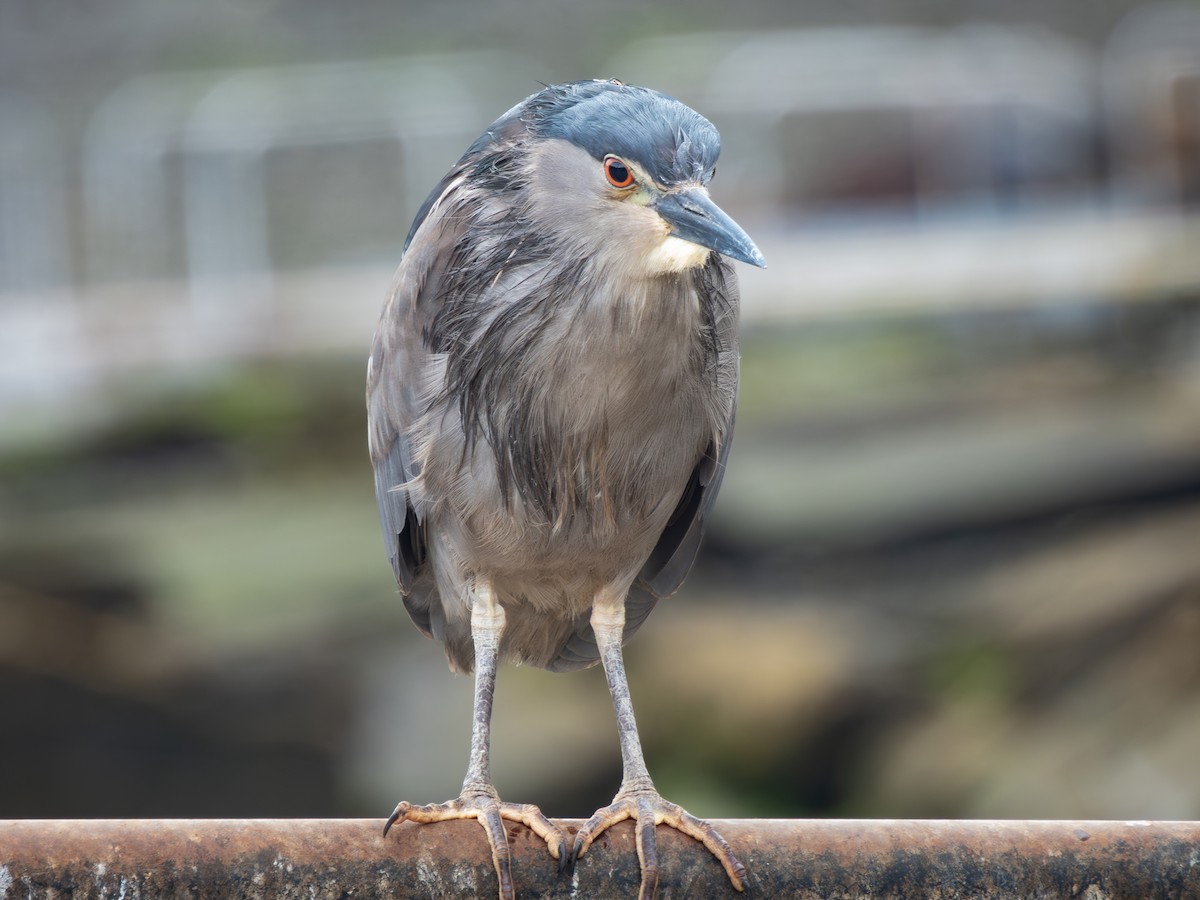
[654,188,766,268]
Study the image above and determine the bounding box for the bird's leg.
[384,581,567,900]
[571,591,746,898]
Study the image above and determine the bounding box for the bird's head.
[480,79,765,276]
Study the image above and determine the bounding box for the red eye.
[604,155,635,188]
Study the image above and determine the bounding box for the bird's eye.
[604,156,635,189]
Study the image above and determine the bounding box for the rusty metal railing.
[1,818,1198,898]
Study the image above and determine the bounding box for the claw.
[382,800,408,837]
[556,835,570,875]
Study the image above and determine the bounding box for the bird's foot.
[571,789,746,899]
[384,792,568,900]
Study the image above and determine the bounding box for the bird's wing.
[636,407,736,598]
[547,257,740,672]
[367,165,473,637]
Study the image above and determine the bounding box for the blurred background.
[2,0,1200,823]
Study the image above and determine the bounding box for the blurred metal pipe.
[1,818,1197,898]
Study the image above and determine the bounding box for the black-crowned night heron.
[367,78,764,899]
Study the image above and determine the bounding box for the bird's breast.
[510,327,707,528]
[435,277,713,583]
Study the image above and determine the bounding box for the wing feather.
[367,165,474,636]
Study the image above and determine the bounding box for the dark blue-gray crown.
[517,80,722,187]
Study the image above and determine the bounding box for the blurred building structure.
[2,11,1200,448]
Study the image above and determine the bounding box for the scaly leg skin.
[383,582,568,900]
[571,593,747,899]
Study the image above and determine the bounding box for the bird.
[367,77,764,900]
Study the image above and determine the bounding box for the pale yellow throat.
[644,234,711,274]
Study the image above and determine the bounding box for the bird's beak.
[654,188,766,268]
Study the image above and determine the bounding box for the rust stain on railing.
[1,818,1198,898]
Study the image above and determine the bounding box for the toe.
[664,808,746,890]
[633,800,660,900]
[477,803,515,900]
[571,800,632,862]
[495,801,567,863]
